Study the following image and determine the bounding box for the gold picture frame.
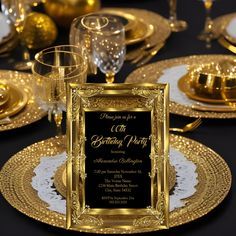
[66,83,169,232]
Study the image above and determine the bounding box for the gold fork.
[136,42,165,67]
[131,42,164,65]
[169,118,202,133]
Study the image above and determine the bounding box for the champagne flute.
[32,45,87,135]
[1,0,33,70]
[92,15,126,83]
[168,0,188,32]
[198,0,215,48]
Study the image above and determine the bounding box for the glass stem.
[204,1,213,32]
[169,0,177,22]
[53,106,63,136]
[21,43,31,61]
[105,72,115,83]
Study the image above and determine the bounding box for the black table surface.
[0,0,236,235]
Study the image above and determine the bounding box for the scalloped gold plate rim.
[0,83,28,119]
[0,135,232,233]
[0,70,46,131]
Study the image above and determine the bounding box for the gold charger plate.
[102,8,155,46]
[126,54,236,119]
[126,19,154,45]
[0,70,46,131]
[0,83,28,119]
[178,75,225,104]
[0,135,231,233]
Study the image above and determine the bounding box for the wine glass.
[70,13,112,76]
[1,0,33,70]
[198,0,215,48]
[32,45,88,135]
[167,0,188,32]
[92,15,126,83]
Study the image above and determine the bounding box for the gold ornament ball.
[44,0,101,28]
[21,12,58,49]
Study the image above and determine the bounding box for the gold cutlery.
[126,43,156,61]
[169,118,202,133]
[131,42,164,65]
[136,42,165,67]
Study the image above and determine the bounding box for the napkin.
[0,13,11,42]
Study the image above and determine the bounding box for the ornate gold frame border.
[66,83,169,231]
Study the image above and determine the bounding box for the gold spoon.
[0,83,10,107]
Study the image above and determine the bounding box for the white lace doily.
[158,65,193,106]
[31,148,198,214]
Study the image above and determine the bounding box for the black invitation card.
[85,111,151,208]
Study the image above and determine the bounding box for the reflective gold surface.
[126,54,236,118]
[0,83,28,119]
[0,135,231,233]
[100,8,156,46]
[178,75,225,104]
[122,8,171,60]
[0,70,46,131]
[126,19,154,45]
[178,60,236,104]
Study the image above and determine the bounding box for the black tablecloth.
[0,0,236,235]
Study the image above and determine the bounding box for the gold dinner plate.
[0,135,231,233]
[101,8,155,46]
[178,74,225,104]
[126,54,236,119]
[126,19,154,45]
[0,70,46,131]
[103,8,170,50]
[99,8,137,32]
[0,83,28,120]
